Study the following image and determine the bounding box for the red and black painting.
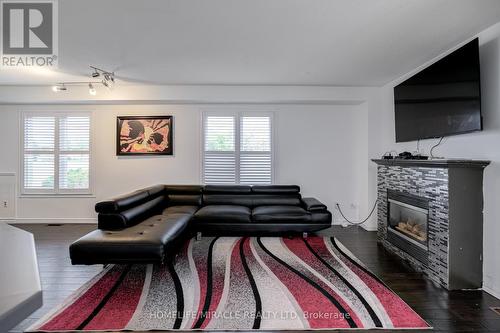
[117,116,173,155]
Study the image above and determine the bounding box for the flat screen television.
[394,38,482,142]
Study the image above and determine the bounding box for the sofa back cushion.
[252,185,300,194]
[250,195,301,206]
[202,185,301,207]
[165,185,203,206]
[251,185,302,206]
[203,185,253,206]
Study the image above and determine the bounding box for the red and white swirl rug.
[30,236,430,331]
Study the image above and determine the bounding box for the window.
[202,112,273,184]
[21,112,92,195]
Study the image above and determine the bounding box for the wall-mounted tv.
[394,38,482,143]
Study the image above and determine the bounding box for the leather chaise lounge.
[69,185,332,265]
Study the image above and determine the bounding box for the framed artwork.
[117,116,173,155]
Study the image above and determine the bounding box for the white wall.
[275,104,368,222]
[367,22,500,299]
[0,103,366,224]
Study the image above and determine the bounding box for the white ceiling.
[2,0,500,86]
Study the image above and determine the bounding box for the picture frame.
[116,116,173,155]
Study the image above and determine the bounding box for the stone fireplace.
[373,159,489,290]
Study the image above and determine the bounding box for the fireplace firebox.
[386,190,429,264]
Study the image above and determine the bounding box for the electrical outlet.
[2,201,7,208]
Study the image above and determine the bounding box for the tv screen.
[394,38,482,142]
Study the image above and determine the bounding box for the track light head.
[90,66,114,82]
[101,79,109,88]
[88,83,97,95]
[103,73,115,84]
[52,84,67,92]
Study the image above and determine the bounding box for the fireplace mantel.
[372,159,490,169]
[373,158,490,290]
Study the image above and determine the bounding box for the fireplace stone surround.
[373,159,490,290]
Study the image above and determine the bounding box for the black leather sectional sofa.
[70,184,332,265]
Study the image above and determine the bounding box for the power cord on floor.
[336,197,378,226]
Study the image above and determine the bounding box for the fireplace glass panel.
[388,199,428,247]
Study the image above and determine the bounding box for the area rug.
[30,236,430,331]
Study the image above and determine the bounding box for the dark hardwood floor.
[9,224,500,333]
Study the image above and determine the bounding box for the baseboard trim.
[483,286,500,301]
[5,217,97,224]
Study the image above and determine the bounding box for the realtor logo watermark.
[1,0,58,68]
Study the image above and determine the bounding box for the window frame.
[20,111,94,196]
[201,110,275,185]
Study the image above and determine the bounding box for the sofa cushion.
[202,185,253,207]
[163,205,198,216]
[194,205,251,224]
[204,185,252,194]
[251,194,302,207]
[165,185,203,206]
[251,185,300,194]
[252,205,311,223]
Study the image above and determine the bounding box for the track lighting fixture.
[51,81,100,95]
[88,83,97,95]
[50,65,116,95]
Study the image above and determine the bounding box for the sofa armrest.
[302,197,328,212]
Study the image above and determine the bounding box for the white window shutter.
[23,116,55,190]
[59,154,90,190]
[22,113,91,194]
[59,116,90,190]
[59,116,90,151]
[203,113,273,185]
[239,154,272,184]
[24,116,55,151]
[24,154,55,190]
[203,116,237,184]
[240,116,272,185]
[240,116,271,152]
[204,153,236,184]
